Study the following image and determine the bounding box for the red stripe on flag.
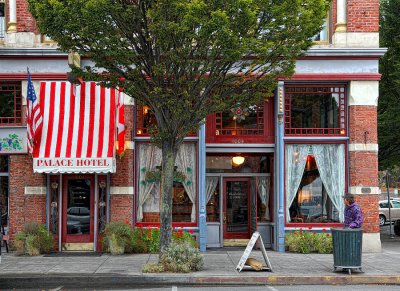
[55,82,66,157]
[65,84,75,158]
[44,82,56,158]
[86,82,96,157]
[76,83,86,158]
[97,86,105,157]
[107,88,116,157]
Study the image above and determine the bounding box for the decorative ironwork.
[98,180,107,233]
[50,181,59,234]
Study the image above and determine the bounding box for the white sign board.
[236,231,272,272]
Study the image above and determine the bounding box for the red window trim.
[284,84,347,137]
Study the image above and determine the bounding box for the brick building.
[0,0,385,252]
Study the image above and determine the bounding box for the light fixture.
[232,155,245,165]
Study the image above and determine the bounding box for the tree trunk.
[159,140,178,257]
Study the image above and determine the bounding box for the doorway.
[223,178,251,239]
[62,175,94,250]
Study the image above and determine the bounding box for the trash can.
[332,228,363,274]
[394,220,400,236]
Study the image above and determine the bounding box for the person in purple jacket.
[344,193,363,228]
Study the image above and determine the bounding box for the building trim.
[348,186,380,195]
[24,186,46,195]
[109,186,134,195]
[288,73,381,81]
[349,144,378,152]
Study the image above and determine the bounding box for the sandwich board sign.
[236,231,272,272]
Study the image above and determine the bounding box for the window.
[0,156,8,228]
[136,105,156,135]
[284,85,346,136]
[137,143,197,224]
[286,144,345,224]
[311,17,329,42]
[206,177,220,222]
[0,82,23,125]
[0,1,5,40]
[215,104,264,136]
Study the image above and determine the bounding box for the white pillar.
[336,0,347,32]
[7,0,17,33]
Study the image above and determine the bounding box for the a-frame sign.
[236,231,272,272]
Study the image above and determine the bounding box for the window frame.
[284,84,347,137]
[0,81,23,125]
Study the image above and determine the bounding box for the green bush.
[285,229,332,254]
[14,222,54,255]
[132,227,196,254]
[102,222,134,254]
[143,242,204,273]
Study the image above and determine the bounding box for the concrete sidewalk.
[1,231,399,289]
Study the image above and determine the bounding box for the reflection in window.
[285,85,346,135]
[289,155,339,223]
[216,104,264,136]
[206,155,270,174]
[311,17,328,42]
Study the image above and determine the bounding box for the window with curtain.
[206,177,219,222]
[285,144,345,224]
[137,143,197,223]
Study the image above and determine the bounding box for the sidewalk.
[1,231,400,289]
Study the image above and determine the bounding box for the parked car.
[67,207,90,234]
[379,200,400,226]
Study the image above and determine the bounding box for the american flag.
[26,70,43,154]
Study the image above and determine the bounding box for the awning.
[33,81,117,173]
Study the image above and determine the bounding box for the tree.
[28,0,329,254]
[379,0,400,170]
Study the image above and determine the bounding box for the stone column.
[7,0,17,33]
[336,0,347,32]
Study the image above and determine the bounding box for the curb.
[1,274,400,289]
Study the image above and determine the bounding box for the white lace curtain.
[206,177,219,205]
[137,144,162,221]
[285,145,309,222]
[312,144,345,222]
[176,144,197,222]
[257,176,270,221]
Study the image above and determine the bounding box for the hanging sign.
[236,231,272,272]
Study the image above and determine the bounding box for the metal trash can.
[394,220,400,236]
[332,228,363,274]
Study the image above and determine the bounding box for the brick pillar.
[9,155,46,240]
[348,80,381,252]
[109,104,134,225]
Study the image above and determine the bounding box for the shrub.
[285,229,332,254]
[14,222,54,255]
[143,242,204,273]
[102,222,134,254]
[132,227,196,254]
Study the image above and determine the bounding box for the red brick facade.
[347,0,379,32]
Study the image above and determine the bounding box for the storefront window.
[257,176,271,222]
[284,85,346,136]
[206,177,220,222]
[206,155,270,174]
[0,82,22,125]
[286,144,345,224]
[137,143,197,223]
[136,105,156,135]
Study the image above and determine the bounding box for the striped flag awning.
[33,81,118,173]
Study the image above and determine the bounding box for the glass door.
[62,176,94,244]
[223,178,250,239]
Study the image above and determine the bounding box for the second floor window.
[0,2,5,40]
[216,104,264,136]
[284,85,346,136]
[0,82,23,125]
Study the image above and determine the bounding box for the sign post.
[236,231,272,272]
